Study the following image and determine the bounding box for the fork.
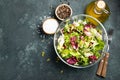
[96,28,114,77]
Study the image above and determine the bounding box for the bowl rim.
[54,14,108,68]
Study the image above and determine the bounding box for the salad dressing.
[85,0,110,25]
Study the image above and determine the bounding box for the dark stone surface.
[0,0,120,80]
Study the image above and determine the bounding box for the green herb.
[46,58,50,62]
[41,51,45,57]
[60,70,64,74]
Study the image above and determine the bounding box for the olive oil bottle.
[85,0,110,25]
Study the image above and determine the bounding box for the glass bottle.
[85,0,110,25]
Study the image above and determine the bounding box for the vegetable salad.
[57,19,105,66]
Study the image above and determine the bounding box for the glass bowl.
[54,14,108,68]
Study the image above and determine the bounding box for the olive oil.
[85,0,110,25]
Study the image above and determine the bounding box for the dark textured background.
[0,0,120,80]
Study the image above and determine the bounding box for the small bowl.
[54,14,108,68]
[55,4,73,21]
[42,18,59,34]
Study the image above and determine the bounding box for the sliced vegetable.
[57,19,105,66]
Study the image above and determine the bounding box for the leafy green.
[57,19,105,66]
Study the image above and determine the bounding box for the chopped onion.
[84,30,92,36]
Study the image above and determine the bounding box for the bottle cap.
[96,0,106,9]
[94,0,106,14]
